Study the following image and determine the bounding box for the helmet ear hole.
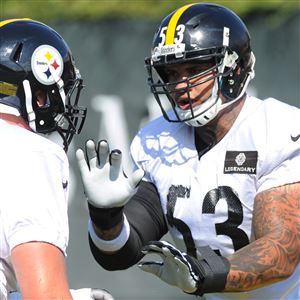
[34,89,48,108]
[235,66,241,76]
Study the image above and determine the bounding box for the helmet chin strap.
[178,51,256,128]
[23,79,36,132]
[175,78,220,127]
[51,70,66,105]
[183,82,242,128]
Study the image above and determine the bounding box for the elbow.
[91,252,137,271]
[273,242,299,280]
[98,259,129,271]
[89,237,139,271]
[281,257,299,279]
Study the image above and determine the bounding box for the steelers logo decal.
[31,45,64,85]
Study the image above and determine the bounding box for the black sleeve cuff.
[88,202,124,230]
[185,246,230,296]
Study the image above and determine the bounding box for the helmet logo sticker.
[31,45,64,85]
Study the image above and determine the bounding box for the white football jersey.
[0,120,70,300]
[130,96,300,300]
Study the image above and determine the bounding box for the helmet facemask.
[147,46,254,127]
[21,69,86,152]
[55,74,86,151]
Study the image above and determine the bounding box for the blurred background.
[2,1,299,299]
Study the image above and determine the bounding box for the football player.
[0,19,114,300]
[76,3,300,300]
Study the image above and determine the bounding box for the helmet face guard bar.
[145,48,235,123]
[55,77,87,151]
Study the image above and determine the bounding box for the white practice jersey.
[0,120,70,300]
[130,96,300,300]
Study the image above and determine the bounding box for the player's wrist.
[88,217,130,252]
[185,249,230,296]
[88,202,124,230]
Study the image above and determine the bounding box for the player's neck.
[195,97,245,146]
[0,113,31,130]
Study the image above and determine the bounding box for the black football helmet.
[145,3,255,126]
[0,18,86,151]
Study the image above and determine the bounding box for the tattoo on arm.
[225,183,300,291]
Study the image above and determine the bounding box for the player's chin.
[176,97,207,110]
[176,101,191,110]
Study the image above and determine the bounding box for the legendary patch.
[224,151,258,174]
[31,45,64,85]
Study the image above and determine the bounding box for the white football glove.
[76,139,144,208]
[138,240,230,296]
[138,241,198,293]
[8,292,21,300]
[9,288,114,300]
[71,288,114,300]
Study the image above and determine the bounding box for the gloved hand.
[76,139,144,230]
[76,139,144,208]
[71,288,114,300]
[8,291,21,300]
[9,288,114,300]
[138,240,230,296]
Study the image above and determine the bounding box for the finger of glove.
[128,168,144,189]
[143,241,181,259]
[161,244,185,261]
[109,149,122,180]
[146,240,175,251]
[85,140,98,169]
[91,288,115,300]
[172,257,198,292]
[98,140,110,168]
[141,243,165,255]
[173,255,191,272]
[155,241,187,261]
[76,148,89,176]
[138,261,163,278]
[143,243,189,271]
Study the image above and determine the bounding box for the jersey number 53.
[166,185,250,257]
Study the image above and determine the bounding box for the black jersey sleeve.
[89,180,168,270]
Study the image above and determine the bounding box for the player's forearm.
[225,183,300,292]
[89,224,145,271]
[92,221,123,241]
[225,234,299,292]
[88,215,130,257]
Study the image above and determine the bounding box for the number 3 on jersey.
[166,185,250,257]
